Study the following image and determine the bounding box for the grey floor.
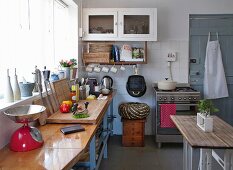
[99,135,222,170]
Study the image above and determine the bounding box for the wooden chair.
[51,79,71,105]
[33,97,51,125]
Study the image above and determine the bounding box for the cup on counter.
[79,85,86,100]
[85,85,90,97]
[110,66,118,73]
[102,66,109,73]
[58,71,65,79]
[94,85,100,92]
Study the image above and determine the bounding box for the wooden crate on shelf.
[88,42,113,53]
[83,52,111,64]
[122,118,146,147]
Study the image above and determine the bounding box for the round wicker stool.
[119,102,150,120]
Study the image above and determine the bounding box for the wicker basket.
[119,102,150,120]
[83,52,111,64]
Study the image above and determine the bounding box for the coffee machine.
[87,78,98,94]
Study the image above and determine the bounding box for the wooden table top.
[0,91,116,170]
[171,115,233,149]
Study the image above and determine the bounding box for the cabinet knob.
[115,22,118,25]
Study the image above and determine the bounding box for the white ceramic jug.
[12,68,21,101]
[4,69,14,103]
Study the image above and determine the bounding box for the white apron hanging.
[203,32,229,99]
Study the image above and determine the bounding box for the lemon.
[86,95,96,100]
[62,100,73,107]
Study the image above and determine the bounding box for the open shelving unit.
[82,41,147,65]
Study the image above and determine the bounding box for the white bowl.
[101,88,110,95]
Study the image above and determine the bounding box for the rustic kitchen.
[0,0,233,170]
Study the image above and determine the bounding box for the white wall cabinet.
[82,8,157,41]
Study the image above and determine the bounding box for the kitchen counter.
[0,90,116,170]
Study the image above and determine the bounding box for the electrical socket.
[167,52,177,62]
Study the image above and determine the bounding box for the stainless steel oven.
[154,86,200,148]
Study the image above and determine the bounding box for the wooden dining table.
[0,91,116,170]
[171,115,233,170]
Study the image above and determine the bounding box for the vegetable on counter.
[59,103,71,113]
[86,95,96,100]
[62,100,73,107]
[72,113,90,119]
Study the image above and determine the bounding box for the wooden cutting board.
[46,99,109,124]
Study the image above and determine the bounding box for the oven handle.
[158,103,198,106]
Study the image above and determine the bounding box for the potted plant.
[197,99,219,132]
[59,58,77,80]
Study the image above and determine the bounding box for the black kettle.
[101,76,113,90]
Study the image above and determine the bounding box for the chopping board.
[46,99,109,124]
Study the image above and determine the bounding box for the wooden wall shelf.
[82,41,147,65]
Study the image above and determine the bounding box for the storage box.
[122,119,145,147]
[197,112,213,132]
[88,42,113,53]
[83,52,111,64]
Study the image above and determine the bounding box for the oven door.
[157,103,197,135]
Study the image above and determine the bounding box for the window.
[0,0,78,100]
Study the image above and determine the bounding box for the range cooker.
[153,85,200,148]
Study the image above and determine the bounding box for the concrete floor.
[99,135,182,170]
[99,135,222,170]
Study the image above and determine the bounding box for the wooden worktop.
[0,123,97,170]
[171,115,233,149]
[0,91,116,170]
[47,90,115,124]
[46,100,108,124]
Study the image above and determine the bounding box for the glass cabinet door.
[123,15,150,34]
[89,15,115,34]
[83,9,118,40]
[118,9,156,40]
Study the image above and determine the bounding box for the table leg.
[183,138,188,170]
[90,135,96,170]
[187,143,193,170]
[109,101,114,136]
[200,149,212,170]
[224,150,231,170]
[206,149,212,170]
[103,108,108,159]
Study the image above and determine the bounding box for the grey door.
[189,14,233,125]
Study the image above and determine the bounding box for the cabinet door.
[82,8,118,40]
[118,8,157,41]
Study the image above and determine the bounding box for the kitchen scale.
[4,105,46,152]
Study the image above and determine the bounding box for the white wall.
[83,0,233,135]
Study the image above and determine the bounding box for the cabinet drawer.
[123,124,144,136]
[122,136,144,147]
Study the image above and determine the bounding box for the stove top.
[154,86,201,102]
[154,87,197,93]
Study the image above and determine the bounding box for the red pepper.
[59,103,71,113]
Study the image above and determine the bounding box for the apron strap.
[216,32,219,40]
[208,32,211,42]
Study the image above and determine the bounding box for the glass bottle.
[70,85,77,103]
[75,84,79,103]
